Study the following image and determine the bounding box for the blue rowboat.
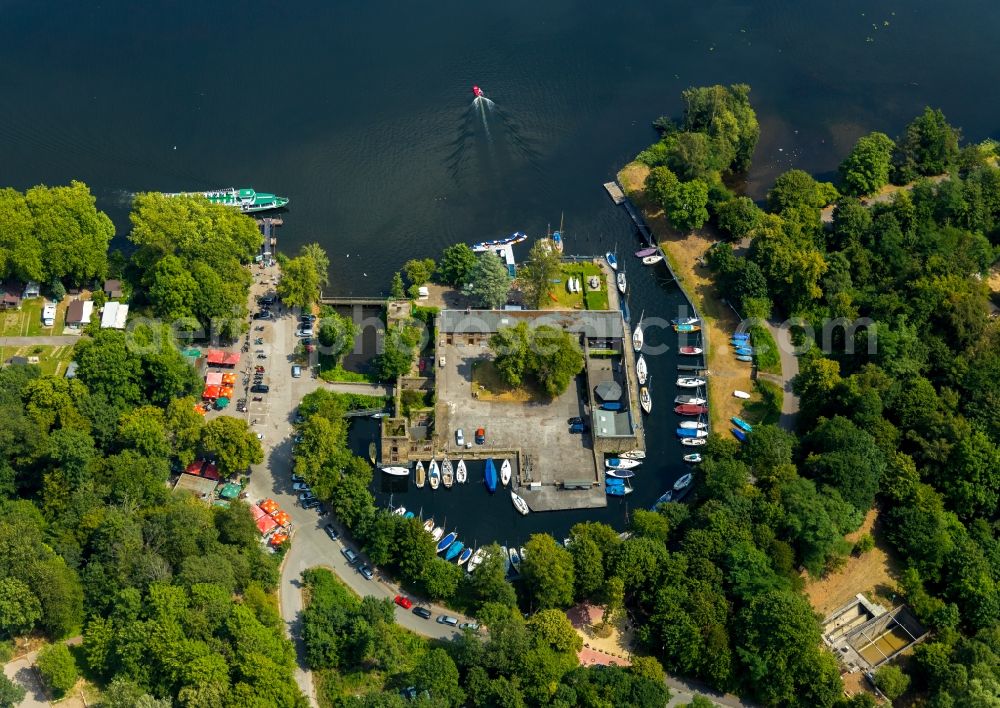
[736,355,753,362]
[484,459,498,493]
[652,490,673,508]
[457,546,473,565]
[445,541,465,561]
[735,346,753,355]
[732,417,753,433]
[676,428,703,438]
[731,428,747,442]
[600,402,622,411]
[605,477,626,485]
[732,332,750,340]
[403,511,414,519]
[436,531,457,554]
[607,485,631,497]
[605,252,618,270]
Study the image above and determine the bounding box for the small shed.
[103,279,123,299]
[0,283,22,310]
[173,473,218,500]
[100,301,129,329]
[22,281,40,299]
[65,299,94,328]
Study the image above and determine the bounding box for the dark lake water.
[4,0,998,544]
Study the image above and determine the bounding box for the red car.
[394,595,413,610]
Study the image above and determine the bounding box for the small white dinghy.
[681,438,707,447]
[642,254,664,265]
[500,459,512,487]
[674,473,693,491]
[431,526,444,541]
[511,490,530,516]
[678,421,708,430]
[677,377,706,388]
[456,459,467,484]
[619,450,646,460]
[734,390,751,399]
[683,453,703,464]
[636,355,648,385]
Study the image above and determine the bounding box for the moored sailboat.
[415,460,426,488]
[511,490,530,515]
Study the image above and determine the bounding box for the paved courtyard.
[436,341,605,511]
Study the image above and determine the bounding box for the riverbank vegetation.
[625,87,1000,705]
[301,567,668,707]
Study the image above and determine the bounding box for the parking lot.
[436,341,602,508]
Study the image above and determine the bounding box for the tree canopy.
[489,323,584,397]
[467,252,510,309]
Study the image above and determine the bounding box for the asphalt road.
[241,270,464,706]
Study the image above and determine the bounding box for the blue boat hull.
[485,459,497,493]
[445,541,465,561]
[600,403,622,411]
[676,428,701,438]
[437,532,457,553]
[732,333,750,340]
[731,428,747,442]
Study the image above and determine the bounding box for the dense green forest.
[634,88,1000,705]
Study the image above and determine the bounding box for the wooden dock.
[603,181,626,205]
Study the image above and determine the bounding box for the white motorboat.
[642,254,664,265]
[381,466,409,476]
[632,322,644,353]
[509,547,522,572]
[734,390,751,399]
[674,473,693,491]
[415,460,425,488]
[441,458,454,488]
[606,468,636,479]
[500,459,512,487]
[456,459,467,484]
[678,421,708,430]
[683,454,703,464]
[431,526,444,541]
[639,387,652,414]
[672,316,700,326]
[392,505,406,516]
[636,355,648,385]
[605,251,618,270]
[606,457,642,470]
[423,518,435,532]
[428,459,440,490]
[617,271,627,294]
[681,438,707,447]
[677,377,706,388]
[511,491,529,516]
[675,395,707,405]
[619,450,646,460]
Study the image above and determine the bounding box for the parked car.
[412,606,432,619]
[300,313,316,322]
[436,615,459,627]
[567,416,584,425]
[250,384,269,393]
[323,524,340,541]
[358,565,374,580]
[292,482,310,492]
[292,365,302,378]
[455,428,465,447]
[569,422,589,434]
[475,428,486,444]
[459,621,480,631]
[295,329,313,338]
[291,473,305,483]
[394,595,413,609]
[341,547,359,564]
[302,498,321,510]
[298,492,316,503]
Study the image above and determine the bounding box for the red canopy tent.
[185,460,205,476]
[202,385,221,400]
[205,371,223,386]
[201,463,220,481]
[269,532,288,547]
[259,498,279,514]
[206,350,226,365]
[249,504,266,520]
[256,515,278,535]
[223,352,240,366]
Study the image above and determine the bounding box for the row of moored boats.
[382,458,531,515]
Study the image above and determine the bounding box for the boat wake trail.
[473,96,494,140]
[443,88,542,180]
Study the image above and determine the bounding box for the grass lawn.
[741,379,783,426]
[470,359,544,403]
[748,323,781,375]
[0,298,68,337]
[544,263,609,311]
[0,344,76,376]
[318,355,374,383]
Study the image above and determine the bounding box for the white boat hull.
[636,355,648,385]
[633,326,643,353]
[678,421,707,430]
[456,459,467,484]
[381,466,409,476]
[500,459,512,487]
[734,390,751,399]
[511,491,529,515]
[681,438,707,447]
[606,458,641,470]
[642,255,663,265]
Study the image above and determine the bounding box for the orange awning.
[271,510,291,527]
[259,498,279,514]
[269,532,288,547]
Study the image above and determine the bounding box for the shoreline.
[616,162,761,434]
